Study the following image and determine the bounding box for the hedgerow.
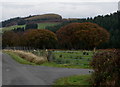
[91,49,120,87]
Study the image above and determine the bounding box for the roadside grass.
[53,74,92,86]
[41,62,91,69]
[4,51,36,65]
[4,50,47,65]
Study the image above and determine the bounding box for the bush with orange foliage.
[2,31,22,48]
[22,29,58,49]
[56,22,110,49]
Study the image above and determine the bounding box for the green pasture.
[30,50,94,68]
[2,22,59,32]
[2,25,25,32]
[52,51,93,68]
[53,74,92,86]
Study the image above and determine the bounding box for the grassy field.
[53,74,92,86]
[30,50,94,69]
[53,51,93,65]
[2,22,59,32]
[2,25,25,32]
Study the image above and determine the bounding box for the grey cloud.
[2,2,35,8]
[1,2,118,21]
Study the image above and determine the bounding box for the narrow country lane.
[2,52,92,86]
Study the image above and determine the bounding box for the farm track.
[2,52,92,86]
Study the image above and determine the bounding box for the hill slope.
[25,14,62,21]
[1,13,62,28]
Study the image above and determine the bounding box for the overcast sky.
[0,0,119,21]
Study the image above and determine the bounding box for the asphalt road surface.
[2,52,92,86]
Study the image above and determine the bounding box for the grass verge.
[41,62,91,69]
[53,74,92,86]
[4,50,47,64]
[4,51,36,65]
